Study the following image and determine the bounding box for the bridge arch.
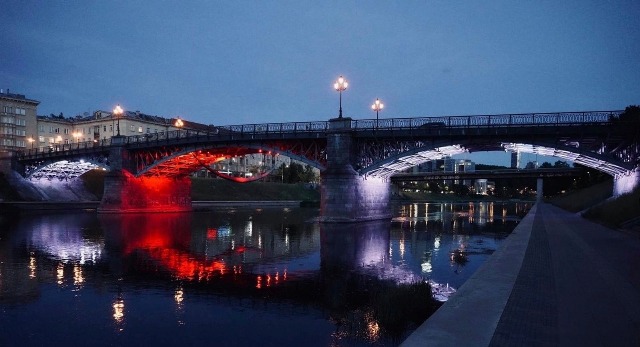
[359,138,635,180]
[134,143,325,179]
[26,159,109,181]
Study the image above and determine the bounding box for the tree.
[553,160,570,168]
[613,105,640,122]
[540,162,553,168]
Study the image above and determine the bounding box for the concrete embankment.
[402,202,640,346]
[401,203,536,346]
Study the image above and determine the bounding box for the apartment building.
[0,90,39,151]
[36,110,182,150]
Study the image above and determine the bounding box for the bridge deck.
[401,202,640,346]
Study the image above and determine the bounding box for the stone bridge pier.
[319,118,391,222]
[98,136,192,213]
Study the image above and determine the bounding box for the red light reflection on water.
[104,214,286,285]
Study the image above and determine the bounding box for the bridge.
[2,110,638,220]
[390,168,584,181]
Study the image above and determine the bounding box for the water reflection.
[0,202,529,346]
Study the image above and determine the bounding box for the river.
[0,201,531,346]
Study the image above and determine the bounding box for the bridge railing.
[218,121,329,134]
[17,138,113,158]
[351,111,619,130]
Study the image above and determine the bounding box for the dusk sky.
[2,1,639,165]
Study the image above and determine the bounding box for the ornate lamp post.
[333,75,348,119]
[113,104,124,136]
[27,137,34,149]
[371,98,384,129]
[174,117,184,138]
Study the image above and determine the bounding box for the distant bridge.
[390,168,584,181]
[4,110,638,219]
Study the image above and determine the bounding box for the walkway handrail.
[351,110,621,130]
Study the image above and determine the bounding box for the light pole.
[113,104,123,136]
[333,75,348,118]
[174,117,184,139]
[27,137,34,149]
[371,98,384,129]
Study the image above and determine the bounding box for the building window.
[138,126,143,133]
[129,125,135,132]
[39,125,45,132]
[39,136,44,143]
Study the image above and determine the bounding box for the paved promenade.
[402,202,640,346]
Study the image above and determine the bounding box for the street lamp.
[27,137,34,149]
[113,104,123,136]
[371,98,384,128]
[333,75,348,118]
[174,117,184,138]
[73,132,81,143]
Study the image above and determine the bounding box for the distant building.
[0,89,39,151]
[510,151,521,169]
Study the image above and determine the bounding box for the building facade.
[35,110,187,151]
[0,90,39,152]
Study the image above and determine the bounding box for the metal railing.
[17,138,112,158]
[351,111,621,130]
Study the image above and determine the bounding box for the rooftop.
[0,89,40,105]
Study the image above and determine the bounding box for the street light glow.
[113,104,124,136]
[371,98,384,112]
[334,75,348,118]
[174,117,184,128]
[372,98,384,128]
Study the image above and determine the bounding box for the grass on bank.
[190,177,320,201]
[581,187,640,229]
[547,179,613,213]
[548,179,640,230]
[76,170,320,202]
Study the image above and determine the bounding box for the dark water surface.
[0,201,530,346]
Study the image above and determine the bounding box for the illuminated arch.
[360,138,634,179]
[26,159,109,181]
[136,144,325,183]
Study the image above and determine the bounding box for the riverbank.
[402,202,640,346]
[548,180,640,232]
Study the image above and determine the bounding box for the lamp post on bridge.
[174,117,184,138]
[113,104,123,136]
[371,98,384,129]
[334,75,348,119]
